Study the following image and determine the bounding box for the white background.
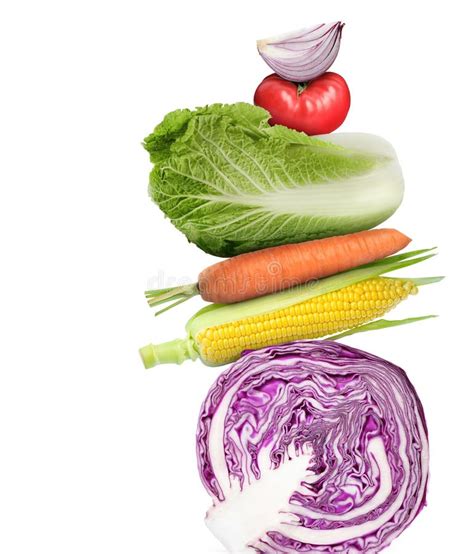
[0,1,472,553]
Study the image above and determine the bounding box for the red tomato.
[254,72,351,135]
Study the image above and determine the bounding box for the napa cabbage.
[144,104,404,257]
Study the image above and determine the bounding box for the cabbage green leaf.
[144,103,404,256]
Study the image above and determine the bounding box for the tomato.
[254,72,351,135]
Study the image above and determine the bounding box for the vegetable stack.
[140,21,442,554]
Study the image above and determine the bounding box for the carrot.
[145,229,411,315]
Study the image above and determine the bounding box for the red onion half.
[257,22,344,83]
[197,341,429,553]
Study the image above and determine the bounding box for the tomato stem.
[297,82,309,95]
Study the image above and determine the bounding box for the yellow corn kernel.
[196,278,417,365]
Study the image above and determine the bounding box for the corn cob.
[139,249,441,368]
[195,277,416,365]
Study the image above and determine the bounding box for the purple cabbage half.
[196,341,429,553]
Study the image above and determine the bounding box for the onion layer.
[196,341,429,553]
[257,23,344,83]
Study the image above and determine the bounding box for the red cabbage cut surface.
[196,341,428,553]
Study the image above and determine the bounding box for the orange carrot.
[145,229,411,315]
